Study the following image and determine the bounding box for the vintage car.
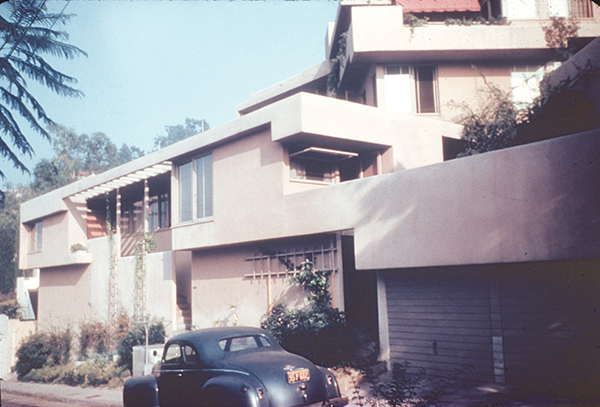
[123,326,349,407]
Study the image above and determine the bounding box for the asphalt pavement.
[1,380,123,407]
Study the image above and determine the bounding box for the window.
[183,344,200,366]
[570,0,594,18]
[219,335,272,352]
[505,0,538,19]
[383,66,438,114]
[178,153,213,223]
[291,158,335,183]
[30,221,42,252]
[148,192,169,230]
[163,343,182,365]
[548,0,594,17]
[511,65,544,107]
[290,147,379,184]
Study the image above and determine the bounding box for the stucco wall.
[38,264,91,330]
[191,244,307,330]
[353,129,600,269]
[118,251,176,334]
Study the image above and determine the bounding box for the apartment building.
[19,0,600,393]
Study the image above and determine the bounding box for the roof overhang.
[70,161,172,201]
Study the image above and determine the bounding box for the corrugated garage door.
[383,260,600,395]
[499,260,600,395]
[385,268,494,382]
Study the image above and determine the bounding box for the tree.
[451,76,519,157]
[31,124,144,193]
[0,0,86,180]
[154,117,209,150]
[0,186,34,293]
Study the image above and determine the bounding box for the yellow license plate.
[287,368,310,383]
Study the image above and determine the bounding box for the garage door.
[385,268,494,382]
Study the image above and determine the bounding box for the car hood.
[226,349,328,406]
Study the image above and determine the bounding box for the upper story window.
[511,65,545,107]
[179,153,213,223]
[505,0,538,19]
[30,221,42,252]
[290,147,380,184]
[383,66,438,114]
[502,0,593,19]
[148,174,171,231]
[549,0,594,17]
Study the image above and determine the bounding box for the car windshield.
[219,335,272,352]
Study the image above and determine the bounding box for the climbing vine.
[544,16,579,60]
[133,232,156,322]
[327,31,347,96]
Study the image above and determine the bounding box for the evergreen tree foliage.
[0,0,86,179]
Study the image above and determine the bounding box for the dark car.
[123,326,349,407]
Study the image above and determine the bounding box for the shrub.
[353,361,475,407]
[117,320,165,372]
[262,303,355,367]
[47,328,72,366]
[79,320,110,359]
[21,356,129,387]
[0,297,22,319]
[14,333,51,378]
[262,260,358,367]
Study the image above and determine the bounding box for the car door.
[177,342,208,406]
[157,342,186,407]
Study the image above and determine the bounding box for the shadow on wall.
[353,129,600,270]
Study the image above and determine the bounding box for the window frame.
[29,220,42,252]
[177,153,213,225]
[382,65,439,114]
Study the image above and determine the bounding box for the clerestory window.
[178,153,213,223]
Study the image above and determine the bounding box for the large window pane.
[511,65,544,107]
[179,162,192,222]
[195,154,213,219]
[505,0,538,19]
[384,66,412,113]
[415,66,436,114]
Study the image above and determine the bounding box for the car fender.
[123,375,159,407]
[199,375,265,407]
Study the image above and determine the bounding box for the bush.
[47,328,72,366]
[79,320,110,359]
[117,321,165,372]
[14,333,51,378]
[21,356,129,387]
[362,361,475,407]
[261,260,358,367]
[0,292,22,319]
[262,304,356,367]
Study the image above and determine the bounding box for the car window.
[183,344,200,366]
[164,343,182,365]
[219,335,272,352]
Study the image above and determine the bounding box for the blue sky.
[1,0,339,187]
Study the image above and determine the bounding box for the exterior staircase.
[176,295,192,332]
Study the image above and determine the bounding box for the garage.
[382,259,600,395]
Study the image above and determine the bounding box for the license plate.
[287,368,310,383]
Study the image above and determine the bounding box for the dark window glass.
[416,66,436,113]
